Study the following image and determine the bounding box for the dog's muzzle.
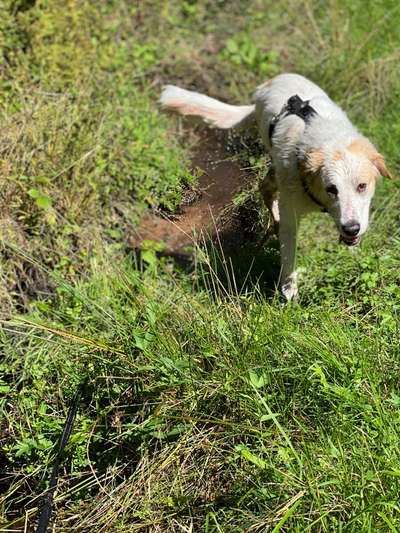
[340,221,361,246]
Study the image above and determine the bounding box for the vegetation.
[1,1,400,531]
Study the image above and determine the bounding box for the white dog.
[160,73,390,300]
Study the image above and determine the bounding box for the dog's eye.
[357,183,367,193]
[326,185,338,197]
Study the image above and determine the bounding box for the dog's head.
[300,138,390,246]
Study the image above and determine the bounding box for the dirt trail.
[130,131,252,255]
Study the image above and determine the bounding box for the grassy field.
[1,1,400,531]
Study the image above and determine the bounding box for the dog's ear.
[348,139,392,179]
[299,149,325,174]
[371,153,391,179]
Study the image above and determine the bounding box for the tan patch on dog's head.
[359,163,380,188]
[348,138,391,178]
[347,138,375,158]
[332,150,344,161]
[300,148,325,174]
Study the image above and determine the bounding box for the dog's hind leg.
[260,169,280,235]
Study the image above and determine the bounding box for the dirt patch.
[130,130,256,255]
[129,129,281,294]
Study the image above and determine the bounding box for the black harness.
[269,95,326,212]
[268,94,317,141]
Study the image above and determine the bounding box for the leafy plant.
[221,35,279,75]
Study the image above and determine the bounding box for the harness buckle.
[269,94,317,142]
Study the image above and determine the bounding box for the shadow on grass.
[205,232,281,298]
[133,224,281,300]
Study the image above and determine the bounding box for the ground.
[1,1,400,531]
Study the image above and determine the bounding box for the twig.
[36,380,86,533]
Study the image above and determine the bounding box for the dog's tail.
[160,85,255,129]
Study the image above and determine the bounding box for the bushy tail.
[160,85,255,129]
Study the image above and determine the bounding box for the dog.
[160,73,390,300]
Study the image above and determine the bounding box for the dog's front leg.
[278,201,299,301]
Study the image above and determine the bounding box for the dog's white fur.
[160,73,389,300]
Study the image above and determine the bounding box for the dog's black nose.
[341,221,360,236]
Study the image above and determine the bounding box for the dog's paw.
[281,273,299,302]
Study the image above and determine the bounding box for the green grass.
[2,1,400,531]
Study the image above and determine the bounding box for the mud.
[130,130,254,254]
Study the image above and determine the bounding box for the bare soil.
[130,130,254,255]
